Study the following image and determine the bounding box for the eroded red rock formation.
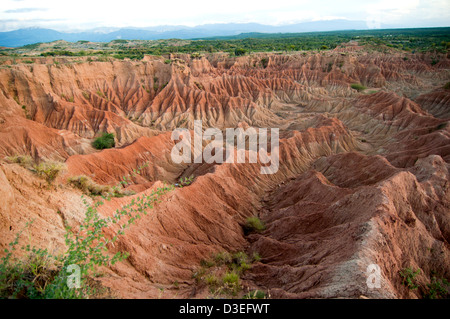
[0,48,448,298]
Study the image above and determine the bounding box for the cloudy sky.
[0,0,449,31]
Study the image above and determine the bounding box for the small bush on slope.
[67,175,135,197]
[194,251,263,298]
[6,155,66,186]
[243,216,265,234]
[350,83,367,92]
[92,133,115,150]
[34,161,66,185]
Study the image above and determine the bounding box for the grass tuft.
[243,216,265,234]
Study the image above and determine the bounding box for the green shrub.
[261,58,269,69]
[399,267,421,290]
[6,155,34,168]
[213,251,232,265]
[243,216,265,234]
[0,233,59,298]
[69,162,149,197]
[237,262,251,272]
[232,251,250,267]
[6,155,65,185]
[424,277,449,299]
[33,161,66,185]
[21,105,31,119]
[195,249,261,297]
[225,252,252,274]
[234,48,246,56]
[92,133,115,150]
[68,175,111,196]
[350,83,367,92]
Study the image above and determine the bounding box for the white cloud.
[365,0,420,22]
[0,0,448,31]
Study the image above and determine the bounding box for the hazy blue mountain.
[0,20,383,47]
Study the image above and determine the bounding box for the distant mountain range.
[0,20,393,47]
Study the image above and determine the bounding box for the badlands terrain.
[0,42,449,299]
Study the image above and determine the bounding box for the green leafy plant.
[0,222,60,298]
[424,277,449,299]
[92,133,115,150]
[399,267,421,290]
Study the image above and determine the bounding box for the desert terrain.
[0,41,449,299]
